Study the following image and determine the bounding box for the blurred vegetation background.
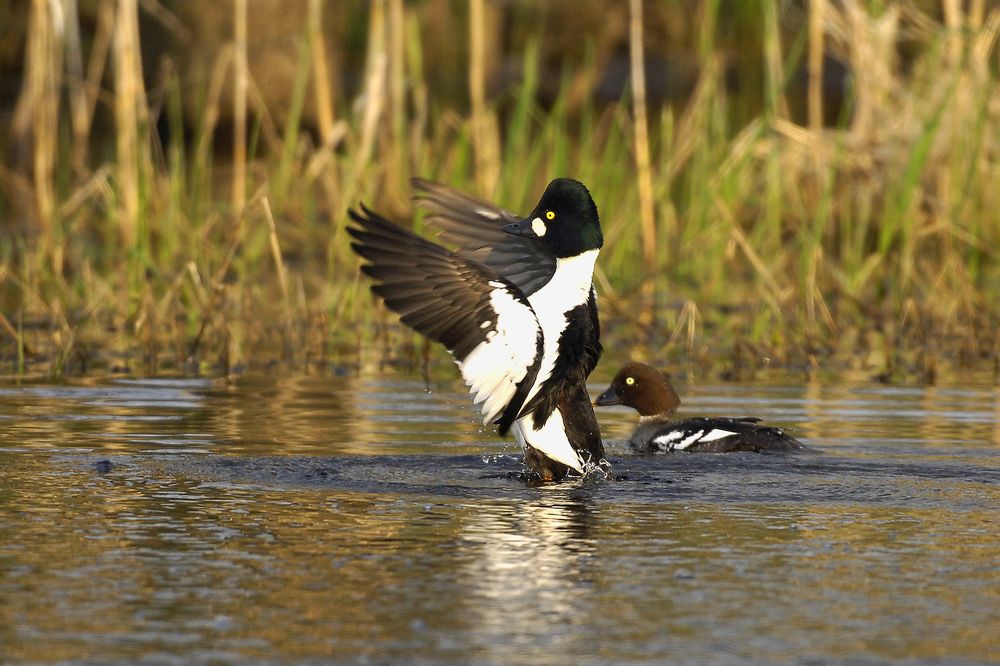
[0,0,998,382]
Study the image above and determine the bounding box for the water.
[1,372,998,664]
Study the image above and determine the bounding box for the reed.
[307,0,336,147]
[111,0,147,248]
[469,0,500,197]
[231,0,247,215]
[629,0,657,325]
[1,1,998,382]
[15,0,59,234]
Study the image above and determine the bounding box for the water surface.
[1,373,998,664]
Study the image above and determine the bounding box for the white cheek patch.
[531,217,547,237]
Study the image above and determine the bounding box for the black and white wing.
[647,417,802,453]
[410,178,557,296]
[348,205,542,434]
[650,421,745,452]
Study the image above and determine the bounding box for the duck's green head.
[502,178,603,258]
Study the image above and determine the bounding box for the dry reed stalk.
[62,0,85,171]
[388,0,407,190]
[113,0,149,245]
[941,0,963,65]
[669,54,720,181]
[247,77,283,154]
[261,197,290,307]
[469,0,499,197]
[0,308,22,345]
[195,48,235,182]
[15,0,62,231]
[803,0,828,278]
[971,11,1000,68]
[186,262,209,308]
[762,0,788,120]
[845,2,898,144]
[405,11,428,174]
[0,264,26,354]
[969,0,985,29]
[808,0,826,136]
[628,0,656,321]
[73,0,114,173]
[308,0,337,146]
[713,194,785,317]
[663,299,700,358]
[58,165,114,219]
[345,0,386,205]
[274,31,316,199]
[965,11,1000,113]
[134,265,187,336]
[232,0,248,215]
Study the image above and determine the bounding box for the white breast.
[509,249,599,471]
[511,408,583,472]
[521,249,599,408]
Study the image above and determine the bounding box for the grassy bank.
[2,1,999,383]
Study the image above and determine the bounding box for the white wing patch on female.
[653,431,685,446]
[654,427,737,451]
[458,285,540,424]
[698,428,737,442]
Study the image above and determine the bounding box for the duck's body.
[349,178,606,480]
[595,362,805,454]
[519,381,604,480]
[630,415,803,453]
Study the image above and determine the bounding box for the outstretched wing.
[348,205,542,433]
[411,178,557,296]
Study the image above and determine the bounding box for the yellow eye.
[625,377,635,385]
[545,210,555,220]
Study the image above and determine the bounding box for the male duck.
[595,362,805,453]
[349,178,607,481]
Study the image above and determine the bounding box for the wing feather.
[348,206,541,432]
[411,178,557,296]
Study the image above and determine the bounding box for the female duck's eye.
[545,210,555,220]
[625,377,635,385]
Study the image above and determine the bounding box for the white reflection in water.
[458,490,598,647]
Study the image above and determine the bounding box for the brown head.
[594,362,681,418]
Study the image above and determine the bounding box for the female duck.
[595,362,805,453]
